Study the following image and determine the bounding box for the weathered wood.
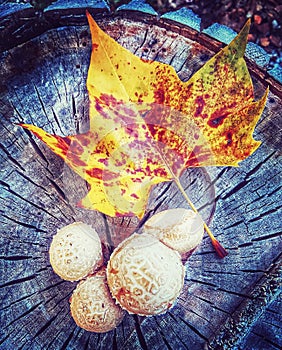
[0,3,281,350]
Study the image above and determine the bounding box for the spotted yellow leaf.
[20,13,268,220]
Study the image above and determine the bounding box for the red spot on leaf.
[194,96,206,117]
[95,101,103,112]
[103,170,118,181]
[98,94,118,107]
[154,89,165,104]
[98,158,109,165]
[132,178,142,183]
[224,131,233,146]
[54,136,71,155]
[185,146,212,167]
[68,154,87,167]
[208,110,229,128]
[153,167,169,177]
[70,140,84,155]
[86,167,103,179]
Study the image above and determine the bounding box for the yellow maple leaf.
[20,13,268,256]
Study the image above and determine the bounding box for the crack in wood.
[1,274,37,289]
[51,108,64,135]
[154,182,173,202]
[175,48,190,74]
[207,254,281,349]
[154,39,169,62]
[251,329,281,349]
[133,314,149,350]
[33,84,55,134]
[251,231,282,242]
[0,334,9,346]
[0,255,34,261]
[2,301,44,330]
[154,323,174,350]
[33,313,60,339]
[14,169,48,193]
[0,279,65,312]
[236,242,253,249]
[135,28,149,55]
[248,205,282,223]
[184,306,214,327]
[0,176,65,220]
[45,175,67,202]
[47,290,73,316]
[0,234,47,248]
[72,94,80,133]
[59,328,77,350]
[0,212,47,234]
[176,314,209,342]
[202,269,241,276]
[224,219,246,230]
[21,127,48,164]
[0,142,25,171]
[9,100,25,124]
[192,294,231,315]
[162,311,193,350]
[220,152,277,201]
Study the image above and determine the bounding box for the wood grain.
[0,4,281,350]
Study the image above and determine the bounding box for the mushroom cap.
[49,222,103,281]
[143,208,204,253]
[70,269,125,333]
[107,233,184,316]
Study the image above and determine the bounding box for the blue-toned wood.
[268,65,282,84]
[0,2,281,350]
[47,0,110,11]
[0,2,31,18]
[161,8,201,32]
[117,0,157,15]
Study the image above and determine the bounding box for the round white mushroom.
[70,268,125,332]
[143,208,204,254]
[107,233,184,316]
[49,222,103,281]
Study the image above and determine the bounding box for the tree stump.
[0,2,281,350]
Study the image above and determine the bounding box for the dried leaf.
[20,13,268,221]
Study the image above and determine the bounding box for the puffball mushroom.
[107,233,185,316]
[143,208,204,254]
[70,268,125,332]
[49,222,103,281]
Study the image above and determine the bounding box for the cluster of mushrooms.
[49,208,204,333]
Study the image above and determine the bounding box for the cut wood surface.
[0,2,281,350]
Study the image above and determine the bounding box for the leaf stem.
[173,178,228,258]
[149,128,227,258]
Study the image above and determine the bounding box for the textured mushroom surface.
[70,269,125,333]
[144,208,204,253]
[107,233,185,316]
[49,222,102,281]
